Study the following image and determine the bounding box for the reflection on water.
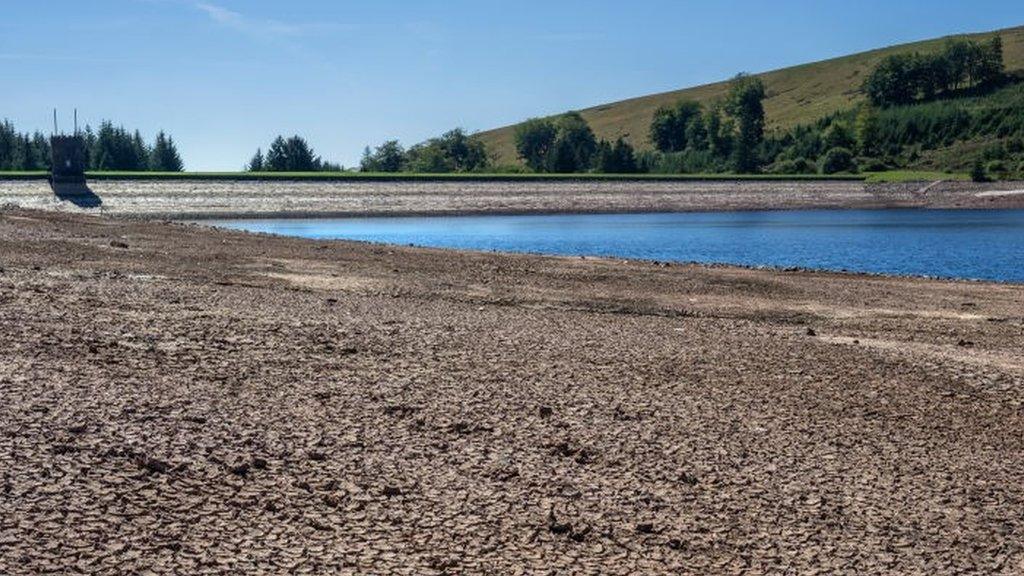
[205,209,1024,283]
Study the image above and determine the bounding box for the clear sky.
[2,1,1020,170]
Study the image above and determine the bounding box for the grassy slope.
[477,25,1024,165]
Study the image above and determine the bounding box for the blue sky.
[2,1,1020,169]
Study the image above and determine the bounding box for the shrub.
[820,147,857,174]
[971,160,988,182]
[859,157,890,172]
[772,157,817,174]
[986,160,1008,178]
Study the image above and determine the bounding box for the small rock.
[252,457,268,470]
[957,339,975,347]
[383,485,402,497]
[805,328,817,337]
[538,406,553,418]
[307,451,326,462]
[136,455,171,475]
[110,240,129,249]
[636,522,656,534]
[549,520,572,535]
[229,462,250,477]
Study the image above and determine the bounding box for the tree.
[596,137,638,173]
[514,113,596,173]
[823,121,855,151]
[247,148,264,171]
[552,112,597,172]
[150,131,184,171]
[820,147,856,174]
[650,107,681,152]
[514,118,557,171]
[94,122,148,171]
[864,53,921,106]
[405,141,451,173]
[976,35,1005,88]
[650,100,702,153]
[434,129,488,172]
[704,107,732,159]
[854,105,882,156]
[265,136,288,171]
[360,140,406,172]
[726,74,767,173]
[865,37,1006,106]
[970,159,988,182]
[284,136,319,171]
[545,136,578,173]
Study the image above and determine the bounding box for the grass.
[0,171,49,180]
[863,171,970,183]
[476,24,1024,164]
[0,171,867,182]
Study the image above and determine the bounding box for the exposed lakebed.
[206,209,1024,283]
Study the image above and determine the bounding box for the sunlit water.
[205,209,1024,283]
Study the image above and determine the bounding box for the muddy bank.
[2,178,1023,219]
[1,208,1023,574]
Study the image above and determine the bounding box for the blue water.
[207,209,1024,283]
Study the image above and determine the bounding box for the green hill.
[477,25,1024,166]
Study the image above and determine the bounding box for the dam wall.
[0,178,1021,219]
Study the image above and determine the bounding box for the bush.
[859,157,890,172]
[771,157,817,174]
[986,160,1008,178]
[971,160,988,182]
[820,147,857,174]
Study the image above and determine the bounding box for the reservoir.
[206,209,1024,283]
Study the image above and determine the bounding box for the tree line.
[247,136,342,172]
[359,129,489,173]
[510,74,767,174]
[863,36,1005,106]
[0,120,184,171]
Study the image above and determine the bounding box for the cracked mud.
[1,209,1023,574]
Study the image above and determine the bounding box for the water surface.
[207,209,1024,283]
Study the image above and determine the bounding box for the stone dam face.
[0,178,1020,219]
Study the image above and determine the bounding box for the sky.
[1,1,1020,170]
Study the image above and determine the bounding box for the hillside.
[477,25,1024,165]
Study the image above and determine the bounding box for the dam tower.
[50,109,87,184]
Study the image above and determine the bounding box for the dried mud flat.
[2,178,1024,219]
[1,209,1023,575]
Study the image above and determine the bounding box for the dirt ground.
[1,209,1023,574]
[2,178,1024,219]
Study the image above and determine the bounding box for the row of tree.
[648,75,767,173]
[247,135,341,172]
[0,120,183,171]
[863,36,1005,106]
[508,74,769,174]
[360,128,489,173]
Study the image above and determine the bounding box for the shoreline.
[2,177,1024,220]
[192,221,1024,287]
